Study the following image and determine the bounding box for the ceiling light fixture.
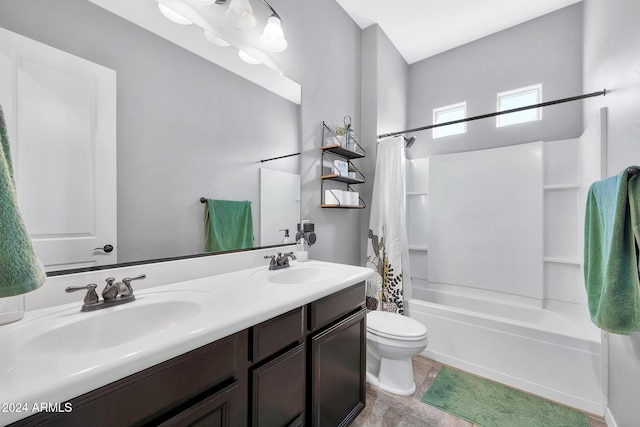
[203,30,231,47]
[238,50,261,64]
[157,0,288,71]
[226,0,257,30]
[158,3,193,25]
[260,14,287,52]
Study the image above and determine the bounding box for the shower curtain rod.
[377,89,607,139]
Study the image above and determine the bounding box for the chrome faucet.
[264,252,296,270]
[65,274,146,312]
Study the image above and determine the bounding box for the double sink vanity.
[0,257,374,427]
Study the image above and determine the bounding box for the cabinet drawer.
[251,307,304,363]
[158,380,241,427]
[14,331,247,427]
[251,344,305,427]
[309,282,365,332]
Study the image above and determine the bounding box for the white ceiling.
[336,0,582,64]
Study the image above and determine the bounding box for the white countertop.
[0,260,373,425]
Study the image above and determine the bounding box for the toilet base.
[366,357,416,396]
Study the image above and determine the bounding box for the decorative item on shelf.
[333,125,348,147]
[325,189,341,205]
[324,115,359,150]
[348,163,358,180]
[334,159,348,177]
[347,190,360,206]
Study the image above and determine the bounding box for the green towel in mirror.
[204,199,254,252]
[0,105,46,298]
[584,167,640,334]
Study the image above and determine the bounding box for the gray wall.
[583,1,640,426]
[0,0,300,263]
[406,3,584,159]
[298,2,363,265]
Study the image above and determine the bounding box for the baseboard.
[604,407,618,427]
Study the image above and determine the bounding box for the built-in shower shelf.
[543,257,582,265]
[543,184,580,190]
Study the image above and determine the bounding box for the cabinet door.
[251,344,305,427]
[158,381,241,427]
[309,308,366,427]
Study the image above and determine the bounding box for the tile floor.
[353,356,608,427]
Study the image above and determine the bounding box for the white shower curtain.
[366,136,410,314]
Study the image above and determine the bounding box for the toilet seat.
[367,311,428,342]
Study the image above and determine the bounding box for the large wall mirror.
[0,0,301,274]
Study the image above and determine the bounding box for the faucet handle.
[123,274,146,284]
[264,254,277,269]
[121,274,146,296]
[65,283,99,306]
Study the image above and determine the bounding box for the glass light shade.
[158,3,193,25]
[226,0,257,30]
[238,50,261,65]
[260,16,287,52]
[204,30,231,47]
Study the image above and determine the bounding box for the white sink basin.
[21,299,201,356]
[267,265,335,284]
[251,262,339,285]
[11,291,210,359]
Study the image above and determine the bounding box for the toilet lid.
[367,311,427,341]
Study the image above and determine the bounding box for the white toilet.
[366,311,428,395]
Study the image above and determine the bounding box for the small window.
[496,84,542,127]
[433,102,466,138]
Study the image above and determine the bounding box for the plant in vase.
[348,163,359,180]
[333,125,348,147]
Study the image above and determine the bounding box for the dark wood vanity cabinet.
[11,331,248,427]
[12,282,366,427]
[308,285,367,427]
[249,307,306,427]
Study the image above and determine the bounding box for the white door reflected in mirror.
[0,27,117,272]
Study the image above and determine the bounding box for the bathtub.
[406,289,605,415]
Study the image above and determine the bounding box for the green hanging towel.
[204,199,254,252]
[0,105,46,298]
[584,167,640,334]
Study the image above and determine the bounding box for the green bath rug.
[421,367,589,427]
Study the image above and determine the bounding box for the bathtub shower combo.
[404,109,607,415]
